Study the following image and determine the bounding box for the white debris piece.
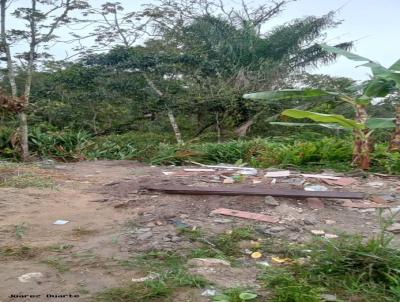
[18,272,43,283]
[265,170,290,178]
[301,174,340,180]
[53,220,69,225]
[304,185,328,192]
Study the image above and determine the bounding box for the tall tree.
[0,0,89,160]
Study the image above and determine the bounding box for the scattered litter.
[131,273,159,282]
[342,200,390,208]
[304,185,328,192]
[18,272,43,283]
[251,251,262,259]
[387,223,400,234]
[265,196,280,206]
[310,230,325,236]
[325,220,336,225]
[302,174,340,180]
[324,233,339,239]
[367,181,385,187]
[188,258,231,267]
[271,178,277,184]
[183,168,215,172]
[239,168,258,176]
[257,261,270,267]
[201,289,217,297]
[190,161,257,172]
[271,257,293,264]
[162,171,175,176]
[252,179,262,184]
[53,220,69,225]
[211,208,279,223]
[243,248,252,255]
[265,170,290,178]
[306,198,325,209]
[223,177,235,184]
[322,177,357,186]
[321,294,337,301]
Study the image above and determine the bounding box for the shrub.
[29,127,92,161]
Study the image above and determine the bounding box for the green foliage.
[30,127,92,161]
[263,268,323,302]
[213,288,258,302]
[213,227,255,256]
[262,227,400,302]
[0,126,15,158]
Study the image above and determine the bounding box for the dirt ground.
[1,160,399,301]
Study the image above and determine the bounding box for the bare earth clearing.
[1,160,399,301]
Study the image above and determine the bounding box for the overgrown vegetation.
[262,227,400,301]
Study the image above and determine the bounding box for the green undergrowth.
[2,127,399,174]
[97,251,208,302]
[262,226,400,302]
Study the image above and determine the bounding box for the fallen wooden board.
[143,184,366,199]
[211,208,279,223]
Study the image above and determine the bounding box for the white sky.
[8,0,400,80]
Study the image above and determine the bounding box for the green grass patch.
[0,245,41,260]
[261,230,400,302]
[0,172,55,188]
[42,257,70,273]
[98,251,208,302]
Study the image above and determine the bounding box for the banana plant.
[243,87,395,170]
[320,44,400,152]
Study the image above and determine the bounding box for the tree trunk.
[18,112,29,160]
[167,109,183,145]
[216,112,221,143]
[352,104,372,170]
[143,74,184,144]
[389,104,400,152]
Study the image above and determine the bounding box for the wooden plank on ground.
[143,184,365,199]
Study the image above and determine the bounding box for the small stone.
[310,230,325,236]
[137,232,153,240]
[223,177,235,184]
[213,218,233,224]
[135,228,152,233]
[289,225,301,232]
[387,223,400,233]
[127,240,135,245]
[307,198,325,209]
[269,226,286,233]
[146,222,156,227]
[321,294,337,301]
[264,196,280,206]
[303,218,317,225]
[325,220,336,225]
[171,236,181,242]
